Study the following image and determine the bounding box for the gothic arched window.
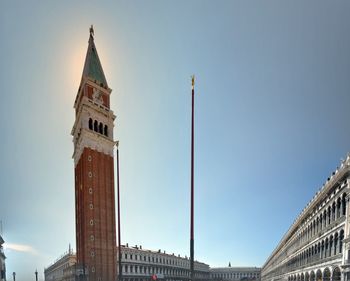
[334,232,339,255]
[99,122,103,134]
[89,118,93,130]
[340,229,344,253]
[337,197,341,218]
[94,120,98,132]
[325,238,329,258]
[104,125,108,137]
[342,193,347,216]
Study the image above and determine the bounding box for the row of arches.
[124,252,188,267]
[123,264,207,278]
[89,118,108,137]
[261,187,348,281]
[297,193,347,246]
[288,266,341,281]
[212,273,259,279]
[120,279,200,281]
[287,229,344,271]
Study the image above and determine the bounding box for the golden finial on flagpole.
[191,75,195,90]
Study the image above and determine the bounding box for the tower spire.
[81,25,108,88]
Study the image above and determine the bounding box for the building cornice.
[72,128,115,166]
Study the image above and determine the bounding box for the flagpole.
[190,75,195,281]
[116,141,122,281]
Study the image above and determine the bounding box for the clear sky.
[1,1,350,280]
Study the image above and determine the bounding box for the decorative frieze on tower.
[72,26,117,281]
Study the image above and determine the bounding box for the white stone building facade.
[262,154,350,281]
[210,267,260,281]
[45,248,77,281]
[0,235,5,281]
[45,245,210,281]
[118,244,210,281]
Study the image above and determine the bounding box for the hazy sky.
[1,1,350,280]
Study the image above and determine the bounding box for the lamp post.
[35,269,38,281]
[116,141,122,281]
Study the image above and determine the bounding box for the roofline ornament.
[90,25,94,37]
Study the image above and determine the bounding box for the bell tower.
[72,26,117,281]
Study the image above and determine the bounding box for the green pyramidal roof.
[82,34,108,87]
